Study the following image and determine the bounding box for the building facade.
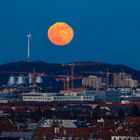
[82,75,102,90]
[112,73,138,88]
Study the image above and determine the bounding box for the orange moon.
[48,22,74,46]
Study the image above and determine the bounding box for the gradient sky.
[0,0,140,69]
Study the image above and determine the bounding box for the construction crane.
[56,76,70,90]
[62,62,101,89]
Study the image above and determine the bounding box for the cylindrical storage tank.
[35,76,43,84]
[17,75,25,85]
[7,75,16,86]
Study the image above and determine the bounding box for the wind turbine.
[27,33,32,63]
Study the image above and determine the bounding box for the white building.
[22,92,94,102]
[111,136,140,140]
[82,75,102,89]
[113,73,138,88]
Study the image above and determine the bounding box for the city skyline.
[0,0,140,70]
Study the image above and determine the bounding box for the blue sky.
[0,0,140,69]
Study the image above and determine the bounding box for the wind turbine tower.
[27,33,32,63]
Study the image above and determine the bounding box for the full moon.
[48,22,74,46]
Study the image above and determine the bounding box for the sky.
[0,0,140,69]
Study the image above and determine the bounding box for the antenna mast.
[27,33,32,63]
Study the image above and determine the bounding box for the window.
[55,127,59,134]
[64,130,67,135]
